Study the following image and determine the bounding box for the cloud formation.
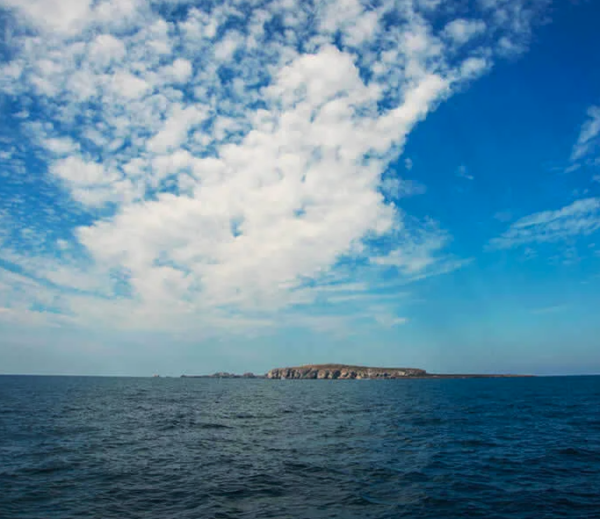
[490,103,600,257]
[571,105,600,162]
[489,198,600,249]
[0,0,549,332]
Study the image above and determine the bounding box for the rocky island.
[180,364,531,379]
[267,364,426,379]
[265,364,531,379]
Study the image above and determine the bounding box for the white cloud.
[444,19,486,45]
[49,156,140,207]
[381,178,426,198]
[459,57,489,79]
[213,31,242,61]
[110,71,150,99]
[0,0,549,332]
[43,137,79,155]
[51,156,119,186]
[371,222,469,281]
[89,34,126,68]
[489,198,600,249]
[479,0,550,56]
[147,105,207,154]
[161,58,193,84]
[1,0,94,35]
[560,104,600,188]
[1,0,144,37]
[571,105,600,162]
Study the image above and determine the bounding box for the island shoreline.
[181,364,533,379]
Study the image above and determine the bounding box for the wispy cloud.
[497,103,600,261]
[0,0,549,332]
[488,198,600,250]
[443,19,486,46]
[564,104,600,176]
[456,164,474,180]
[370,220,472,281]
[571,106,600,162]
[380,178,427,199]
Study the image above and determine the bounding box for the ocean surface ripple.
[1,376,599,518]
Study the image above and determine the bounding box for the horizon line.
[1,372,599,378]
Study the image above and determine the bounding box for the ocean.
[1,375,599,518]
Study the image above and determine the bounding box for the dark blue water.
[1,376,599,518]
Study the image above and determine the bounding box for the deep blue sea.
[1,376,599,519]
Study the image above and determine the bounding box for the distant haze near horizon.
[1,0,600,377]
[2,356,600,379]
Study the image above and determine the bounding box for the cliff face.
[266,364,427,380]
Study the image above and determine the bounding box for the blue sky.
[1,0,599,376]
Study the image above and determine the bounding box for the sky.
[0,0,599,377]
